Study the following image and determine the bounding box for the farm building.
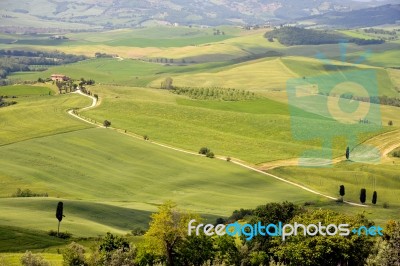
[51,74,70,82]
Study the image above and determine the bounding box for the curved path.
[68,91,368,207]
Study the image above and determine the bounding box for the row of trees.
[265,27,385,46]
[0,49,87,80]
[34,201,399,266]
[339,185,378,205]
[11,188,48,197]
[0,95,17,107]
[172,86,257,101]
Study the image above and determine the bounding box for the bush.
[143,135,149,140]
[20,251,49,266]
[62,242,87,266]
[388,120,393,126]
[108,248,137,266]
[226,156,231,162]
[199,147,210,155]
[131,227,146,236]
[48,230,72,239]
[12,188,48,197]
[383,202,390,209]
[206,151,215,158]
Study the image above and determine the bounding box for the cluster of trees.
[213,28,225,35]
[95,52,115,58]
[54,78,95,94]
[392,150,400,158]
[265,27,384,46]
[11,188,48,197]
[0,49,87,82]
[199,147,215,158]
[364,28,397,36]
[339,185,378,205]
[152,58,175,64]
[349,38,385,45]
[335,93,400,108]
[22,201,400,266]
[172,87,257,101]
[0,95,17,107]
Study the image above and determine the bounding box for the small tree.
[103,120,111,128]
[372,191,377,205]
[339,185,345,201]
[56,201,64,237]
[388,120,393,126]
[161,77,173,90]
[199,147,210,155]
[360,188,367,204]
[143,135,149,140]
[346,146,350,160]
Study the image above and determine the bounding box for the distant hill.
[301,4,400,28]
[0,0,398,31]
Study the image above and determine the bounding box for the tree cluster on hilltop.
[265,27,384,46]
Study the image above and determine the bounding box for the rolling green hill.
[0,127,326,236]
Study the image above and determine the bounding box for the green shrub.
[206,151,215,158]
[199,147,210,155]
[48,230,72,239]
[20,251,49,266]
[62,242,86,266]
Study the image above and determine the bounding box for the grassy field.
[0,85,53,96]
[0,127,326,235]
[0,252,63,266]
[0,86,92,145]
[81,85,394,164]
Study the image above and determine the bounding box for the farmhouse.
[51,74,70,82]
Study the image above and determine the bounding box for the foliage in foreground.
[23,201,400,266]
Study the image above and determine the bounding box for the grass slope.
[0,91,92,145]
[82,86,388,164]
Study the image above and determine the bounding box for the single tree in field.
[346,146,350,160]
[360,188,367,204]
[161,77,173,90]
[372,191,377,205]
[56,201,64,237]
[339,185,345,201]
[103,120,111,128]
